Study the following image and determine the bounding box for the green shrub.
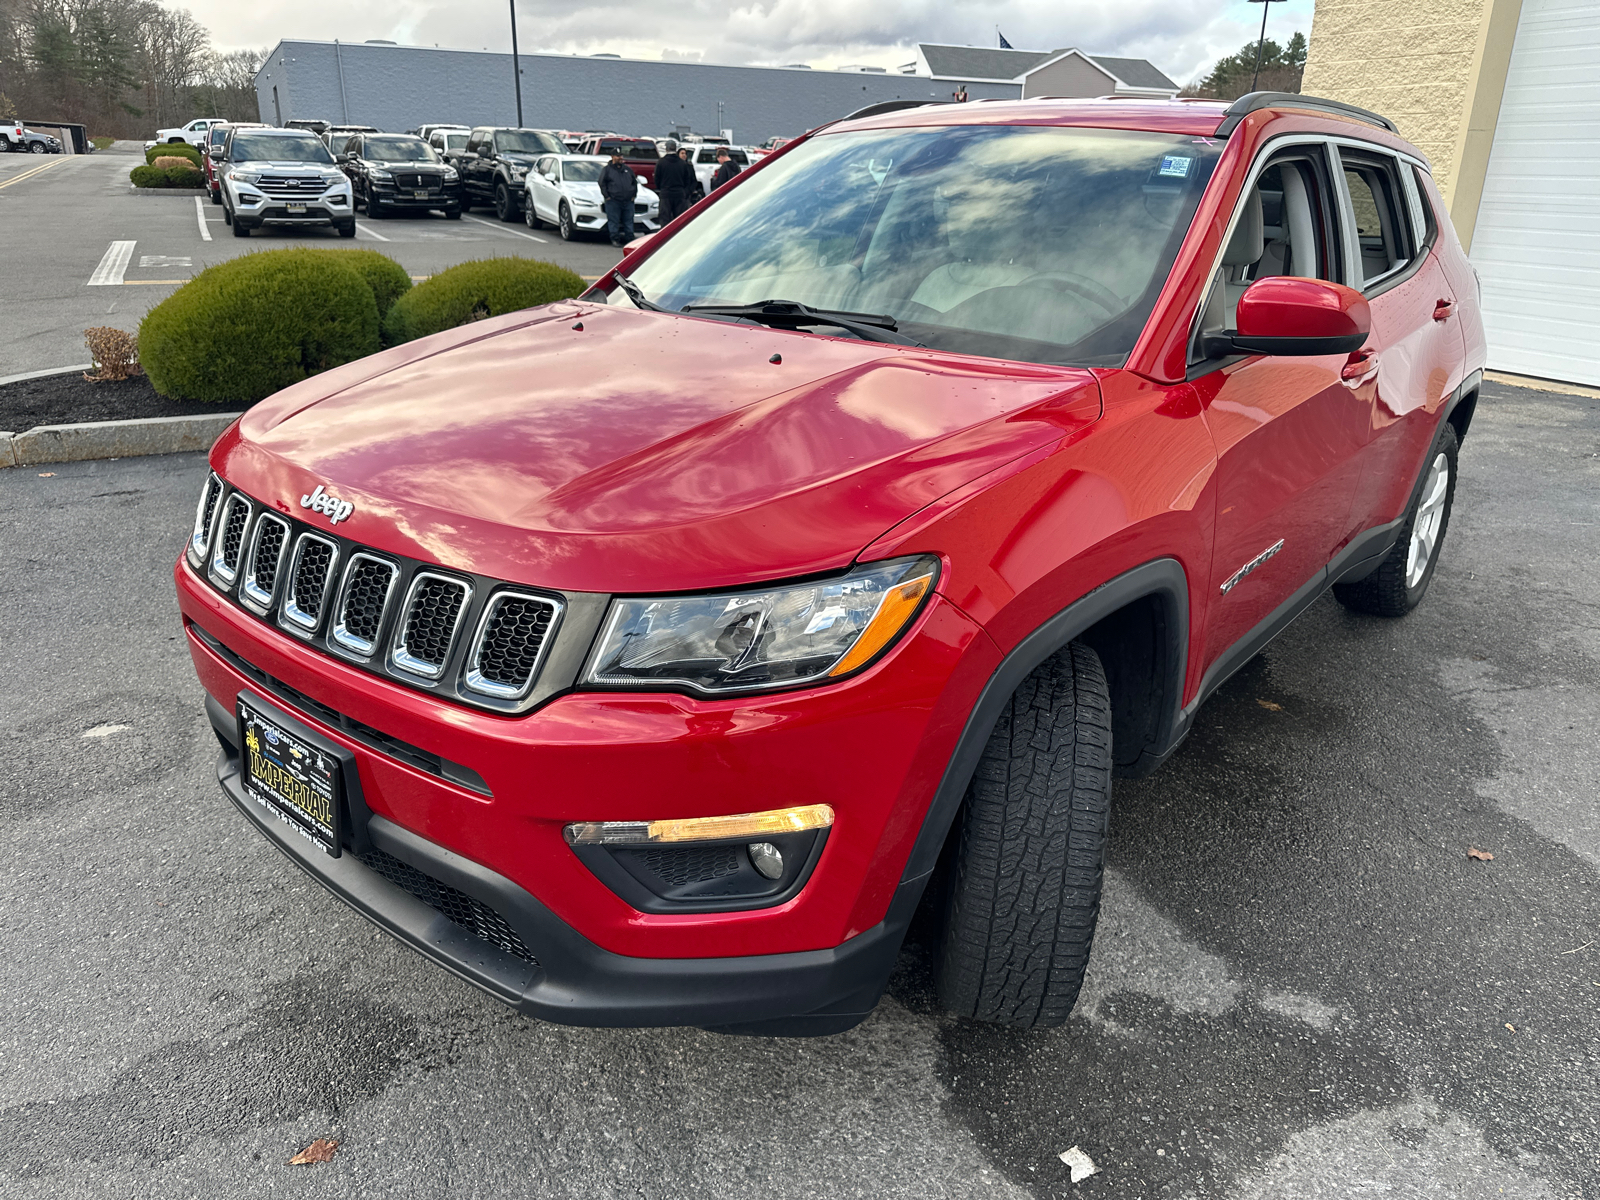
[139,248,381,404]
[308,249,412,318]
[129,164,169,188]
[145,142,200,167]
[164,164,205,188]
[383,257,586,345]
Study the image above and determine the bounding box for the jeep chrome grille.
[187,477,565,712]
[393,573,470,679]
[241,514,290,612]
[466,593,559,699]
[281,533,339,632]
[209,495,252,585]
[331,554,398,656]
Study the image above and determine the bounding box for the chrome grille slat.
[189,472,224,562]
[391,572,471,679]
[331,554,399,656]
[240,513,290,612]
[208,494,252,587]
[465,592,562,700]
[280,533,340,632]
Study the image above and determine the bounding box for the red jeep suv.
[176,92,1484,1035]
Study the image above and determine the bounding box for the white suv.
[219,128,355,239]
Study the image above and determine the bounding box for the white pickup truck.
[149,118,225,149]
[2,117,25,151]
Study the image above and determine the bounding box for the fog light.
[564,804,833,846]
[748,842,783,879]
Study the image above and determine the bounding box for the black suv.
[336,133,462,220]
[459,127,566,221]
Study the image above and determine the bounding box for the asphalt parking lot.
[1,377,1595,1198]
[0,145,624,377]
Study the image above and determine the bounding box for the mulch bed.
[0,371,251,430]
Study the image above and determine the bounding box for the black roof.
[916,43,1176,90]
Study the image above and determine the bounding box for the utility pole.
[1248,0,1288,92]
[509,0,524,126]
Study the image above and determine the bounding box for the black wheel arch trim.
[898,557,1190,888]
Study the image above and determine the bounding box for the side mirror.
[1207,277,1370,358]
[334,152,349,163]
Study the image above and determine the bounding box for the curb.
[130,187,210,197]
[0,363,93,387]
[1,411,241,468]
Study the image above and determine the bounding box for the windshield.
[563,161,605,182]
[499,130,565,155]
[624,125,1219,368]
[439,132,469,151]
[364,137,440,163]
[232,133,334,164]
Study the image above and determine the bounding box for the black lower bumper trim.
[208,702,909,1033]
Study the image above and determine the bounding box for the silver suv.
[219,127,355,239]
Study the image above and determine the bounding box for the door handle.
[1432,298,1454,322]
[1341,348,1380,385]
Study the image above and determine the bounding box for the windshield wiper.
[681,300,923,346]
[612,272,665,312]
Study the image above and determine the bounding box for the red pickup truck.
[178,92,1484,1036]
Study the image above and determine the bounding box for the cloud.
[182,0,1314,89]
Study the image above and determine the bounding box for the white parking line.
[88,240,136,286]
[354,221,391,242]
[461,213,548,244]
[194,196,211,241]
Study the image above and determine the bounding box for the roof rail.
[1213,91,1399,137]
[840,99,949,122]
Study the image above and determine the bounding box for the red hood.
[215,303,1101,593]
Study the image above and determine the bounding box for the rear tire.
[934,642,1112,1029]
[494,180,516,222]
[525,200,543,229]
[1334,423,1459,618]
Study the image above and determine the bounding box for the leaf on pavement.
[1467,847,1495,861]
[1505,1022,1516,1032]
[1256,699,1283,711]
[288,1138,339,1165]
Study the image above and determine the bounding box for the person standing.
[599,151,639,247]
[655,145,693,223]
[711,147,741,191]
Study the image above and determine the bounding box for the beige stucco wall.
[1302,0,1523,246]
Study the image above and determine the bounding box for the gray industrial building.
[253,40,1178,144]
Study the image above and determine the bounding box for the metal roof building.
[910,43,1180,97]
[253,41,1023,144]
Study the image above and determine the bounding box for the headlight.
[581,556,938,695]
[443,165,458,181]
[369,167,393,181]
[227,171,259,184]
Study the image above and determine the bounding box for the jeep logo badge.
[300,484,354,525]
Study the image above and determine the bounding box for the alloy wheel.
[1406,451,1450,588]
[559,203,574,241]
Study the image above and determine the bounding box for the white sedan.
[522,154,660,241]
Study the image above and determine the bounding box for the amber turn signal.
[827,572,934,677]
[564,804,835,846]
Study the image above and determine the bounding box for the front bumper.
[369,181,462,210]
[207,688,913,1031]
[232,189,352,226]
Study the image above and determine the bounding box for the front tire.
[1334,423,1459,618]
[934,642,1112,1029]
[29,142,45,154]
[558,201,576,241]
[336,221,356,239]
[231,217,251,238]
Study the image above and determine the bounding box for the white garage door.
[1470,0,1600,386]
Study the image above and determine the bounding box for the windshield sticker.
[1158,155,1193,178]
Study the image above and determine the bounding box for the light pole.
[1248,0,1288,92]
[509,0,524,126]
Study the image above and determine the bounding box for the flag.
[999,31,1014,49]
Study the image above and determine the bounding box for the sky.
[185,0,1314,88]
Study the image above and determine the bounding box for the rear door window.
[1337,148,1417,289]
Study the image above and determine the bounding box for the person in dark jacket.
[598,152,639,247]
[655,146,694,223]
[711,148,741,191]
